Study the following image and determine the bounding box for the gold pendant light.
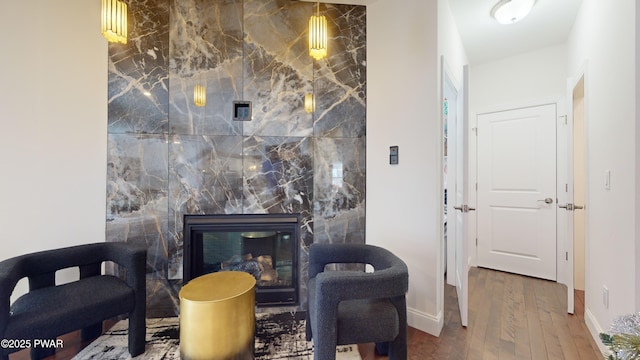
[101,0,128,44]
[194,84,207,107]
[308,2,327,60]
[304,93,315,113]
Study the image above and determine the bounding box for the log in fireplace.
[183,214,299,306]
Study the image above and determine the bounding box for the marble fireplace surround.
[105,0,366,317]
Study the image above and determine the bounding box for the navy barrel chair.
[0,242,146,360]
[306,243,409,360]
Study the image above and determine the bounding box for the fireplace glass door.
[183,214,299,306]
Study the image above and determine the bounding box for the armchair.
[305,243,409,360]
[0,242,147,360]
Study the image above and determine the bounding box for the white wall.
[0,0,107,295]
[566,0,637,348]
[367,0,442,335]
[470,44,568,114]
[438,0,468,85]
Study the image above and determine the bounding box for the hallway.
[401,268,602,359]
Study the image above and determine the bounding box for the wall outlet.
[603,286,609,309]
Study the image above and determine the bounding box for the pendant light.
[304,93,315,113]
[308,2,327,60]
[101,0,128,44]
[194,84,207,107]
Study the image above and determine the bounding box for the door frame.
[440,57,471,328]
[560,62,589,314]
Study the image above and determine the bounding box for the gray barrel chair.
[306,243,409,360]
[0,242,147,360]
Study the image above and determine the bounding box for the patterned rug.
[73,312,361,359]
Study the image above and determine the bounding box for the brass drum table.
[179,271,256,360]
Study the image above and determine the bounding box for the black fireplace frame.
[183,213,300,306]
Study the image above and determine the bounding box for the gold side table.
[179,271,256,360]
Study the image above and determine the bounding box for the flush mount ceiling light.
[491,0,536,25]
[101,0,128,44]
[308,2,327,60]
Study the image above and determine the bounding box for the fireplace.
[183,214,299,306]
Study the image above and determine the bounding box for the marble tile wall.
[106,0,366,317]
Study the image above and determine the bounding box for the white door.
[560,78,576,314]
[443,63,458,287]
[453,65,470,327]
[560,74,586,314]
[477,104,557,281]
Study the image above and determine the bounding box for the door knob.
[537,198,553,204]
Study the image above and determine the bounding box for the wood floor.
[365,267,603,360]
[10,268,603,360]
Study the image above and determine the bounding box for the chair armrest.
[308,243,367,280]
[102,242,147,293]
[309,243,408,279]
[0,257,26,336]
[314,268,408,307]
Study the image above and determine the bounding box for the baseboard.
[584,307,608,357]
[407,307,443,337]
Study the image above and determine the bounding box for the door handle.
[537,198,553,204]
[558,203,574,211]
[454,205,475,213]
[574,204,585,210]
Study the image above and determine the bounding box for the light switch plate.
[389,146,398,165]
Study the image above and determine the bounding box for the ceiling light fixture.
[308,2,327,60]
[101,0,128,44]
[491,0,536,25]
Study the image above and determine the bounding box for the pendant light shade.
[308,3,327,60]
[102,0,128,44]
[194,84,207,107]
[491,0,536,24]
[304,93,315,113]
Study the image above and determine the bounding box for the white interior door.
[477,104,557,281]
[453,65,470,327]
[561,78,576,314]
[560,74,586,314]
[443,65,458,287]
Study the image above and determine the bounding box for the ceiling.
[302,0,583,65]
[448,0,583,64]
